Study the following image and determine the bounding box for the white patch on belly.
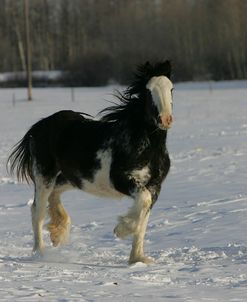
[82,149,123,198]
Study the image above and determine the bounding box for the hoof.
[114,224,131,239]
[114,217,136,239]
[128,256,155,265]
[47,220,71,247]
[32,246,45,258]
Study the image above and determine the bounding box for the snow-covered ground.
[0,82,247,301]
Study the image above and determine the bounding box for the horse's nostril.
[157,116,162,124]
[158,115,172,124]
[168,115,173,124]
[158,115,173,129]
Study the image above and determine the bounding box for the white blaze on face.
[146,76,173,129]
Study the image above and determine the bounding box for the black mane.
[99,92,141,123]
[100,60,171,123]
[126,60,171,96]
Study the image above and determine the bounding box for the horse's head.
[128,61,173,130]
[101,61,173,130]
[145,61,173,130]
[146,71,173,130]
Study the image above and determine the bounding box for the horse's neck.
[149,128,168,148]
[115,118,167,150]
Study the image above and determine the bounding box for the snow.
[0,71,62,82]
[0,82,247,301]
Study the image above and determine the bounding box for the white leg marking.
[114,190,154,264]
[47,187,71,247]
[114,190,151,239]
[129,211,154,265]
[32,178,54,255]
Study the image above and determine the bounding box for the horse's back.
[29,110,113,187]
[29,110,91,179]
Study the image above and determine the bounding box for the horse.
[7,61,174,265]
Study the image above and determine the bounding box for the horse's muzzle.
[158,114,173,130]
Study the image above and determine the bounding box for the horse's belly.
[81,149,123,199]
[82,178,123,198]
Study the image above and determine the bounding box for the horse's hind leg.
[47,188,71,247]
[31,176,54,255]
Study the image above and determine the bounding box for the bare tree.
[24,0,32,100]
[0,0,247,85]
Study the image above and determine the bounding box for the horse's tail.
[7,131,34,184]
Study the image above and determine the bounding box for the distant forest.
[0,0,247,86]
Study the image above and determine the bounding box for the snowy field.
[0,82,247,301]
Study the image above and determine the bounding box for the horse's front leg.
[114,189,154,264]
[128,190,154,264]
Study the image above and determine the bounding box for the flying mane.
[100,60,171,123]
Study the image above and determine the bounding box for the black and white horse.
[8,61,174,264]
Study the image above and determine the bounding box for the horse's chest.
[82,149,123,198]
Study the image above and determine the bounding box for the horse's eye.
[171,88,174,98]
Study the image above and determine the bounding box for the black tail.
[7,132,33,183]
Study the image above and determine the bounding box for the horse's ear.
[143,61,152,74]
[161,60,172,78]
[144,61,151,68]
[136,61,152,78]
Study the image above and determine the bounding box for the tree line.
[0,0,247,86]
